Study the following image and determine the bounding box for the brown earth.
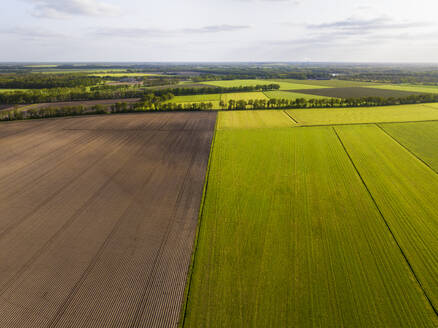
[0,112,216,328]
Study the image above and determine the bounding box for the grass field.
[336,124,438,310]
[264,90,332,100]
[0,89,30,93]
[270,79,381,88]
[89,72,161,77]
[166,94,221,103]
[220,92,269,102]
[183,126,437,327]
[293,87,422,99]
[35,69,130,74]
[218,110,295,129]
[24,64,59,68]
[365,84,438,94]
[202,79,331,90]
[379,121,438,171]
[287,104,438,125]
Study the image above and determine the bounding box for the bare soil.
[0,112,216,328]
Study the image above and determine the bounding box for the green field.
[166,94,221,103]
[379,121,438,171]
[217,110,295,129]
[287,104,438,126]
[89,72,161,77]
[220,92,268,102]
[202,79,331,90]
[365,84,438,94]
[183,126,437,327]
[335,124,438,309]
[0,89,29,93]
[35,69,130,74]
[24,64,59,68]
[264,90,332,100]
[271,79,381,88]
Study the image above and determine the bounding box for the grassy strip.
[178,114,219,328]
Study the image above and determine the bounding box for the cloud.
[25,0,120,18]
[95,25,251,38]
[308,17,426,32]
[236,0,300,3]
[0,27,66,39]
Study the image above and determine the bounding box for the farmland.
[264,90,331,100]
[220,91,268,102]
[1,61,438,327]
[202,79,331,90]
[379,121,438,171]
[366,84,438,94]
[182,125,438,327]
[166,94,221,103]
[287,103,438,126]
[270,79,381,88]
[217,110,295,129]
[335,125,438,309]
[0,112,216,328]
[90,73,161,77]
[0,89,30,93]
[293,87,423,98]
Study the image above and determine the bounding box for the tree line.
[0,84,280,105]
[0,74,102,89]
[3,93,438,122]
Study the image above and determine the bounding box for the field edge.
[178,115,219,328]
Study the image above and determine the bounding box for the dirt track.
[0,112,216,327]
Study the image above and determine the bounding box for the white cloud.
[25,0,120,18]
[95,25,251,38]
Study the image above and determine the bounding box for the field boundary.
[178,114,218,328]
[377,124,438,175]
[332,127,438,317]
[283,110,298,123]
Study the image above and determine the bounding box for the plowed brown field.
[0,112,216,328]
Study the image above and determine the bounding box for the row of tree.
[3,93,438,122]
[0,74,102,89]
[0,84,281,104]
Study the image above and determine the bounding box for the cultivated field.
[202,79,331,90]
[217,110,295,129]
[90,73,161,77]
[380,121,438,171]
[0,112,216,328]
[264,90,331,100]
[183,124,438,327]
[220,92,268,102]
[287,104,438,126]
[293,87,423,98]
[0,89,30,93]
[166,94,221,103]
[335,125,438,309]
[366,84,438,94]
[270,79,382,88]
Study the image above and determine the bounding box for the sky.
[1,0,438,62]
